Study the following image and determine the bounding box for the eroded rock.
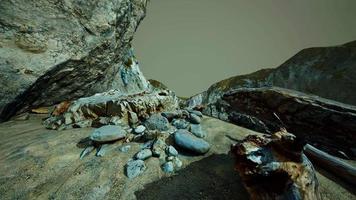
[0,0,150,121]
[205,87,356,158]
[43,90,179,130]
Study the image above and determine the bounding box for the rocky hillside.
[0,0,149,122]
[188,40,356,107]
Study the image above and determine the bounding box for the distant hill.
[188,40,356,106]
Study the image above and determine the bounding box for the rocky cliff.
[188,41,356,107]
[204,87,356,158]
[0,0,149,122]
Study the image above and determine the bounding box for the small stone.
[128,111,139,126]
[152,138,166,157]
[134,125,146,134]
[119,145,131,153]
[125,160,146,179]
[188,113,201,124]
[162,161,174,173]
[141,140,154,149]
[135,149,152,160]
[167,156,174,161]
[173,157,183,168]
[189,124,206,138]
[79,146,95,159]
[144,114,169,131]
[96,144,109,157]
[174,129,210,154]
[172,119,189,129]
[166,145,178,156]
[89,125,127,142]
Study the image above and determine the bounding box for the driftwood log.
[305,144,356,186]
[232,129,320,200]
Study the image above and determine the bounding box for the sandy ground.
[0,114,355,200]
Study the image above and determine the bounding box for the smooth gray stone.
[144,114,169,131]
[172,119,190,129]
[190,124,206,138]
[174,129,210,154]
[162,161,174,173]
[89,125,127,142]
[80,146,95,159]
[166,145,178,156]
[125,160,146,179]
[135,149,152,160]
[134,125,146,134]
[96,144,109,157]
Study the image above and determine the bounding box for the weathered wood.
[232,129,320,200]
[305,144,356,185]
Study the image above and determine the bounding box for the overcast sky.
[133,0,356,97]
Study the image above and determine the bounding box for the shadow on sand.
[135,153,249,200]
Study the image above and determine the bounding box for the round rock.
[166,145,178,156]
[89,125,127,142]
[144,114,169,131]
[134,125,146,134]
[162,161,174,173]
[125,160,146,179]
[135,149,152,160]
[174,129,210,154]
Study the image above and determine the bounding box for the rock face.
[232,129,320,200]
[0,0,150,121]
[205,87,356,158]
[187,41,356,107]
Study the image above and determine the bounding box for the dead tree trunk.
[232,129,320,200]
[305,144,356,186]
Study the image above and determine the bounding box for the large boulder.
[0,0,149,121]
[204,87,356,158]
[187,41,356,107]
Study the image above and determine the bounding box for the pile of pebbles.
[80,108,210,179]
